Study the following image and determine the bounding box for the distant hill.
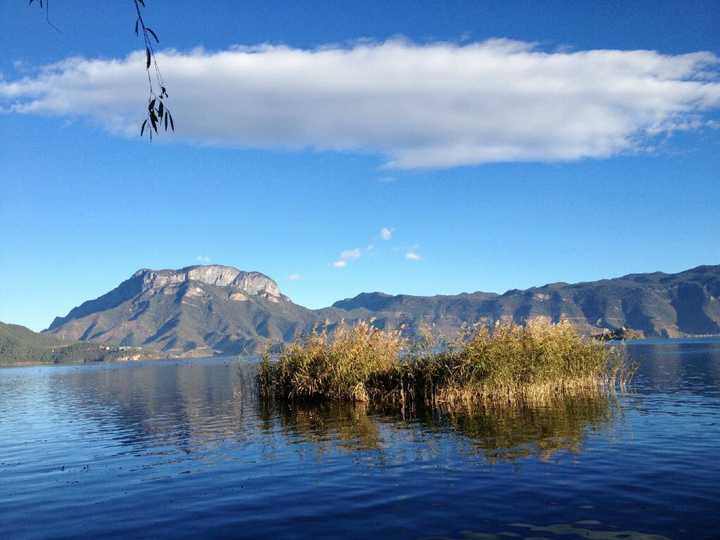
[42,264,720,358]
[0,321,148,365]
[331,265,720,339]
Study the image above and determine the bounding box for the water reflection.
[414,394,619,462]
[36,340,720,465]
[628,340,720,397]
[260,392,619,463]
[2,341,720,539]
[260,401,384,452]
[41,359,622,464]
[425,522,672,540]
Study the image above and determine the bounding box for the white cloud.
[288,273,302,281]
[340,248,361,260]
[332,247,362,268]
[2,39,719,168]
[196,255,211,264]
[405,251,422,261]
[380,227,394,241]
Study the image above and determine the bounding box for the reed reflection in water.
[260,390,620,463]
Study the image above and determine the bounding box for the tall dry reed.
[259,318,634,406]
[259,321,405,402]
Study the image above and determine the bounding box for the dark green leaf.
[164,111,169,130]
[150,110,158,133]
[158,101,164,118]
[146,47,151,69]
[148,98,156,112]
[168,112,175,131]
[146,28,159,43]
[140,119,147,136]
[134,18,139,36]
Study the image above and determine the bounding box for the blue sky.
[1,0,719,331]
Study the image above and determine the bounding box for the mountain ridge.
[42,263,720,357]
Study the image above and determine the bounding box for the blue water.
[1,340,719,539]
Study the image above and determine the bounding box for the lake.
[1,340,719,539]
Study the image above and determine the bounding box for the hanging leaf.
[146,28,159,43]
[150,110,158,133]
[129,0,175,140]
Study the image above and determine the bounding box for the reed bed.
[259,321,405,402]
[258,319,635,406]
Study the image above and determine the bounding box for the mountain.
[43,264,720,358]
[0,321,149,365]
[46,265,319,356]
[331,265,720,338]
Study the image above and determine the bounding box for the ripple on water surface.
[1,342,720,539]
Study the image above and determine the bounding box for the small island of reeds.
[258,319,635,406]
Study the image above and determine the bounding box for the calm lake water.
[1,340,719,539]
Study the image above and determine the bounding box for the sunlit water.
[1,340,719,539]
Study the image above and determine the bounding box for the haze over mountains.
[40,264,720,358]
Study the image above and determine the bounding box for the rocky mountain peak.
[47,264,289,334]
[133,265,284,299]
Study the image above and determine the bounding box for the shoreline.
[4,335,720,370]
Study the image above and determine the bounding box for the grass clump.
[259,318,634,406]
[259,321,405,402]
[403,319,632,405]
